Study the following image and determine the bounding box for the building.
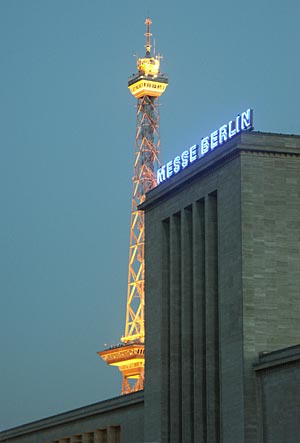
[1,129,300,443]
[142,129,300,443]
[0,393,143,443]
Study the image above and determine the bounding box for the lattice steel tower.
[98,18,168,394]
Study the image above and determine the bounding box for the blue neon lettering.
[156,108,253,186]
[189,144,198,163]
[181,150,189,168]
[236,115,241,134]
[210,130,219,150]
[157,165,166,184]
[173,156,181,174]
[201,137,210,156]
[241,109,252,129]
[166,161,173,179]
[228,120,236,138]
[219,125,228,144]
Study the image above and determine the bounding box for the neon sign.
[157,108,253,185]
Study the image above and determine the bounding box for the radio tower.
[98,18,168,394]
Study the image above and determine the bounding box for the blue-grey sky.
[1,0,300,430]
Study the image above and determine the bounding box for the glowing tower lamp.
[98,18,168,394]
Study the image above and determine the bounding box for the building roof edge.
[140,131,300,212]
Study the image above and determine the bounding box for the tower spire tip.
[144,17,152,56]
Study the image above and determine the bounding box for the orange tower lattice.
[98,18,168,394]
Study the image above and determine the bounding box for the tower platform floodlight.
[98,18,168,394]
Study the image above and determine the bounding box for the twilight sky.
[1,0,300,430]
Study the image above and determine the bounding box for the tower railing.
[98,17,168,394]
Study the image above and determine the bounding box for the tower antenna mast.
[144,17,152,55]
[98,18,168,394]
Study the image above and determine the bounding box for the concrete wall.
[0,393,144,443]
[3,131,300,443]
[142,131,300,443]
[143,138,245,442]
[255,345,300,443]
[240,134,300,442]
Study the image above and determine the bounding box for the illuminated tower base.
[99,344,144,394]
[98,18,168,394]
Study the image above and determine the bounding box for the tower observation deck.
[98,18,168,394]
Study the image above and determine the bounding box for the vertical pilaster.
[181,206,194,441]
[193,199,207,442]
[95,429,107,443]
[107,426,120,443]
[83,432,94,443]
[169,212,182,442]
[205,191,220,442]
[161,218,170,441]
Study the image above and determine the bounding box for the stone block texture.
[2,132,300,443]
[142,131,300,443]
[0,393,144,443]
[255,345,300,443]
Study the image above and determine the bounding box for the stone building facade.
[1,131,300,443]
[142,131,300,443]
[0,393,143,443]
